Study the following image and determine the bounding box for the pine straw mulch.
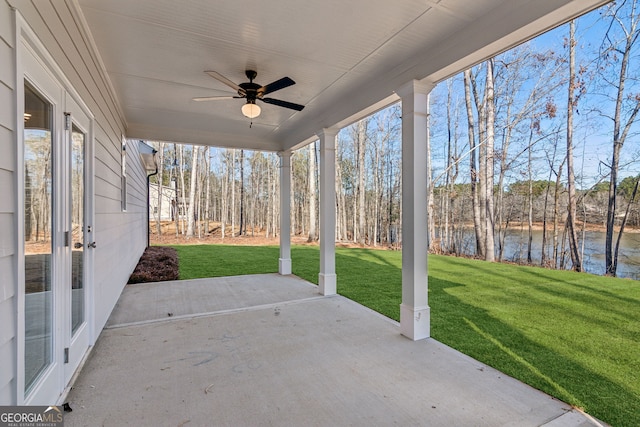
[127,246,179,284]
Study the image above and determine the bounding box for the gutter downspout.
[146,148,158,248]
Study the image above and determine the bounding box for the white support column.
[279,151,292,275]
[397,80,433,341]
[317,128,338,295]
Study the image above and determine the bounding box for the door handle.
[88,242,97,248]
[74,242,83,249]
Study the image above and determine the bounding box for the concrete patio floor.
[65,274,605,426]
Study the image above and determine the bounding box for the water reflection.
[445,228,640,280]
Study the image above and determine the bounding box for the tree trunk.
[179,145,187,235]
[566,20,583,272]
[204,148,211,234]
[221,151,228,239]
[426,93,436,251]
[613,175,640,273]
[357,120,367,245]
[463,69,484,257]
[541,141,559,267]
[172,144,178,237]
[604,3,640,276]
[527,126,534,264]
[186,145,199,237]
[373,140,380,247]
[156,142,164,235]
[484,59,496,262]
[239,149,245,236]
[231,149,236,236]
[444,81,453,252]
[553,156,566,268]
[339,146,349,242]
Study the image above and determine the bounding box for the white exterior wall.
[0,0,16,405]
[0,1,149,404]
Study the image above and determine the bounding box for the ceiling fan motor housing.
[239,70,260,100]
[239,84,261,100]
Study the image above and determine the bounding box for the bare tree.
[356,120,367,244]
[336,140,347,241]
[155,141,164,235]
[308,142,317,241]
[526,124,534,263]
[599,0,640,276]
[239,149,245,236]
[178,144,187,235]
[491,45,564,261]
[231,149,236,236]
[484,58,496,262]
[464,69,485,257]
[204,147,211,234]
[566,19,583,271]
[426,94,436,250]
[541,135,561,267]
[221,150,229,239]
[464,60,496,261]
[614,175,640,273]
[186,145,199,237]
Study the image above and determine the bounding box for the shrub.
[127,246,179,284]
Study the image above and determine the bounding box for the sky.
[531,3,640,187]
[425,1,639,190]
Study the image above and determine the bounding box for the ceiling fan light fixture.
[198,70,304,116]
[241,101,261,119]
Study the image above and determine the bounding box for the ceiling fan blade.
[192,96,237,102]
[262,97,305,111]
[204,70,243,92]
[259,77,295,96]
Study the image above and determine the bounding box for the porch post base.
[318,273,336,296]
[279,258,292,275]
[400,304,430,341]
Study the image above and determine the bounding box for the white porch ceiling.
[77,0,609,152]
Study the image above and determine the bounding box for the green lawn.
[172,244,640,427]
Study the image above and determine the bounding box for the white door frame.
[15,12,95,405]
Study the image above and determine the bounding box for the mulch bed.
[128,246,179,284]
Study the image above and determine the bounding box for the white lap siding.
[0,0,149,404]
[0,0,17,405]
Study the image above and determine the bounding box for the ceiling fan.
[193,70,305,119]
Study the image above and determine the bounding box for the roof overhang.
[76,0,610,152]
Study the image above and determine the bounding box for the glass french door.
[23,79,56,400]
[64,95,92,385]
[22,45,93,405]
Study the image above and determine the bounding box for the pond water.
[449,228,640,280]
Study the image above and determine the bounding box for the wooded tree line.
[148,0,640,277]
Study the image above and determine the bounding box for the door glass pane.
[71,124,85,334]
[24,82,53,392]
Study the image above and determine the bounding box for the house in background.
[149,182,177,222]
[0,0,609,406]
